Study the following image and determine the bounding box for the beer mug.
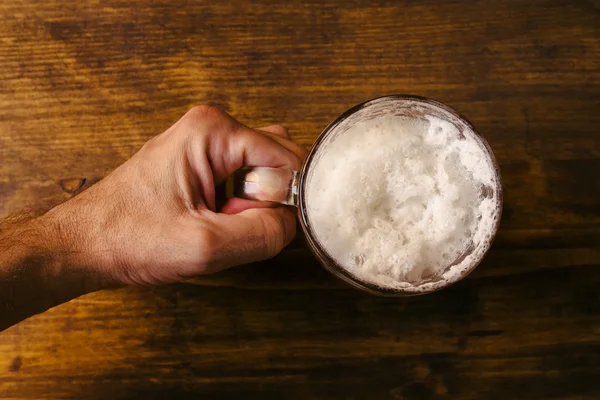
[232,95,502,296]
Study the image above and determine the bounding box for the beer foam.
[305,113,500,293]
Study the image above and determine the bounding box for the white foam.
[305,112,500,292]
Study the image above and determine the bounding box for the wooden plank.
[1,0,599,398]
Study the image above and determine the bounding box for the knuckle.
[182,105,231,137]
[187,104,221,119]
[261,124,290,139]
[270,125,288,135]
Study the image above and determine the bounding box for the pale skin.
[0,106,307,331]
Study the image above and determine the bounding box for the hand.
[40,106,307,286]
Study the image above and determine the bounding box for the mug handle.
[229,167,300,206]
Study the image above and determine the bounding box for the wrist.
[0,210,111,330]
[33,208,116,292]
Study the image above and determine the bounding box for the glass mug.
[232,95,502,296]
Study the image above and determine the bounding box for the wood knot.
[58,178,87,194]
[9,356,22,372]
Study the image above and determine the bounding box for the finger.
[259,131,309,163]
[212,207,296,268]
[257,125,309,162]
[180,107,306,205]
[257,125,290,139]
[179,106,300,185]
[211,125,304,184]
[220,197,275,214]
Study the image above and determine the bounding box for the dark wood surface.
[1,0,600,399]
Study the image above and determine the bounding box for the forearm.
[0,211,106,331]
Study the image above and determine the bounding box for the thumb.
[213,206,296,268]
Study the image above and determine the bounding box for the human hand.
[40,106,307,286]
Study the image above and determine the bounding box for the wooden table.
[1,0,599,399]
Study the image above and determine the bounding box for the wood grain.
[1,0,599,399]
